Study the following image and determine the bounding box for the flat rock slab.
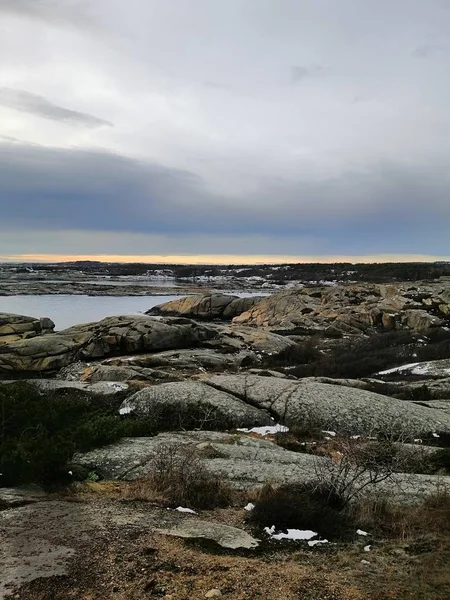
[0,498,257,598]
[158,520,259,549]
[26,379,129,395]
[75,431,322,486]
[0,486,46,508]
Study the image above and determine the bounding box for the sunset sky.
[1,1,450,264]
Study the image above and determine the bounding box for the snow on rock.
[119,406,133,415]
[237,424,289,436]
[244,503,255,512]
[308,539,329,547]
[364,545,372,552]
[357,529,369,536]
[378,362,429,376]
[174,507,197,514]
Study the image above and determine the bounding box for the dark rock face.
[147,294,263,320]
[0,313,54,345]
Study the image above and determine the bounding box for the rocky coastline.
[2,280,450,599]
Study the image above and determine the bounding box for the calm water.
[0,292,264,331]
[0,295,181,330]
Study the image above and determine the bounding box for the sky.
[1,0,450,264]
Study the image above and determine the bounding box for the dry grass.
[354,488,450,542]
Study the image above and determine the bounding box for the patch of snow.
[361,560,371,565]
[308,539,329,547]
[264,526,317,541]
[119,406,133,415]
[432,433,440,438]
[364,545,372,552]
[322,430,337,437]
[378,362,429,376]
[174,507,197,514]
[106,382,129,391]
[244,503,255,512]
[351,435,361,440]
[237,424,289,436]
[357,529,369,536]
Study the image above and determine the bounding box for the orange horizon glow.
[1,253,450,265]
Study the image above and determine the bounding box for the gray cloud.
[291,65,324,83]
[412,43,442,58]
[0,0,92,26]
[0,88,112,128]
[0,141,449,255]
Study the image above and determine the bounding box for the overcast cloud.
[1,0,449,260]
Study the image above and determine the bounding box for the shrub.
[430,448,450,473]
[288,328,450,379]
[248,481,354,540]
[140,442,233,509]
[0,382,143,486]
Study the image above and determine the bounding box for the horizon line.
[1,253,450,265]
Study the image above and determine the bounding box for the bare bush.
[139,442,233,509]
[312,438,405,505]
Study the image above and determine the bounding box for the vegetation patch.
[122,442,233,509]
[247,481,354,540]
[282,328,450,380]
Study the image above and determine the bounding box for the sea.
[0,291,263,331]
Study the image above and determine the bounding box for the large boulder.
[0,313,54,345]
[205,374,450,437]
[147,293,263,320]
[119,381,272,430]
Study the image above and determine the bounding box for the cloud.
[291,65,324,83]
[0,141,449,256]
[412,43,442,58]
[0,88,112,128]
[0,0,92,27]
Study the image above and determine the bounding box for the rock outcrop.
[147,293,263,320]
[0,316,216,374]
[205,374,450,437]
[119,381,272,430]
[232,282,450,333]
[0,312,297,375]
[0,313,54,345]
